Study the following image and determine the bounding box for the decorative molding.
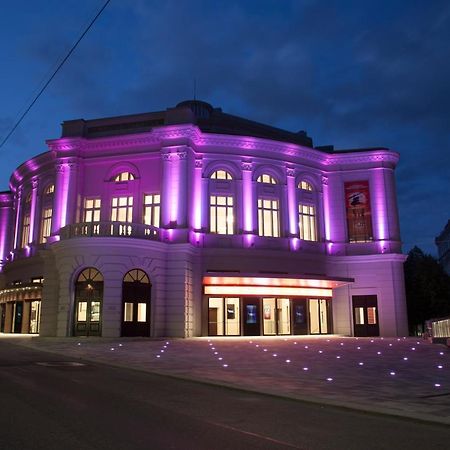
[31,178,39,190]
[177,150,187,159]
[195,159,203,168]
[241,161,252,171]
[55,164,65,174]
[286,167,295,177]
[321,175,328,186]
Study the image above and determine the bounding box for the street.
[0,341,449,449]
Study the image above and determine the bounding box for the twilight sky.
[1,0,449,255]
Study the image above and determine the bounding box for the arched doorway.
[122,269,151,337]
[74,268,103,336]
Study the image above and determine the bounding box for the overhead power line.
[0,0,111,150]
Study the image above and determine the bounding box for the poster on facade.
[344,181,373,242]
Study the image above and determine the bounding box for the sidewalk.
[5,334,450,425]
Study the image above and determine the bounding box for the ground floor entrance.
[207,297,332,336]
[0,300,41,334]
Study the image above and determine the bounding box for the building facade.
[0,100,408,338]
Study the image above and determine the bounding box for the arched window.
[209,169,235,235]
[122,269,151,337]
[210,170,233,180]
[45,184,55,194]
[74,268,103,336]
[114,172,135,182]
[257,174,277,184]
[299,180,313,191]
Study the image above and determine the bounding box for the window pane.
[367,307,377,324]
[90,301,101,322]
[355,307,365,325]
[124,303,133,322]
[137,303,147,322]
[77,302,87,322]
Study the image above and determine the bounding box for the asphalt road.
[0,341,449,450]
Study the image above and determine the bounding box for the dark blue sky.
[1,0,449,255]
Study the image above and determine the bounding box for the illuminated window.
[257,174,277,184]
[45,184,55,195]
[83,198,101,222]
[111,196,133,222]
[299,180,313,191]
[143,194,160,228]
[258,198,280,237]
[299,204,317,241]
[21,214,30,248]
[39,208,52,243]
[210,170,232,180]
[210,195,234,234]
[114,172,135,182]
[25,192,32,204]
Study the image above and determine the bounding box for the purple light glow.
[192,159,203,229]
[286,174,297,235]
[242,168,253,232]
[372,168,388,243]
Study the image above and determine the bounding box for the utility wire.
[0,0,111,150]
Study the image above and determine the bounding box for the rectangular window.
[143,194,160,228]
[83,198,101,222]
[39,208,52,243]
[21,214,31,248]
[299,204,317,241]
[111,196,133,223]
[210,195,234,234]
[258,198,280,237]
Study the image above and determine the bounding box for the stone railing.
[59,221,160,241]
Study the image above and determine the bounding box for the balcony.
[59,221,160,241]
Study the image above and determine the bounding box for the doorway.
[352,295,379,336]
[121,269,151,337]
[74,268,103,336]
[242,298,260,336]
[309,299,330,334]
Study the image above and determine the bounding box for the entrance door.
[291,299,308,335]
[74,268,103,337]
[242,298,260,335]
[309,299,330,334]
[0,304,5,332]
[353,295,379,337]
[122,269,151,337]
[13,302,23,333]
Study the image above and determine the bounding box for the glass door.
[309,299,330,334]
[208,297,241,336]
[277,298,291,335]
[242,298,260,336]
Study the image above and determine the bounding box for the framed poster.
[344,181,373,242]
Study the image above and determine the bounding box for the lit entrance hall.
[203,275,349,336]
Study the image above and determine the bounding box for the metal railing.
[59,221,160,241]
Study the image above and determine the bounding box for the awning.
[203,273,353,298]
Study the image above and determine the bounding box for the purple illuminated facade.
[0,100,408,337]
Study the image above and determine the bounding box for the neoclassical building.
[0,100,408,338]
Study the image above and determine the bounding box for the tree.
[404,246,450,335]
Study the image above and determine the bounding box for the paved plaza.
[4,335,450,425]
